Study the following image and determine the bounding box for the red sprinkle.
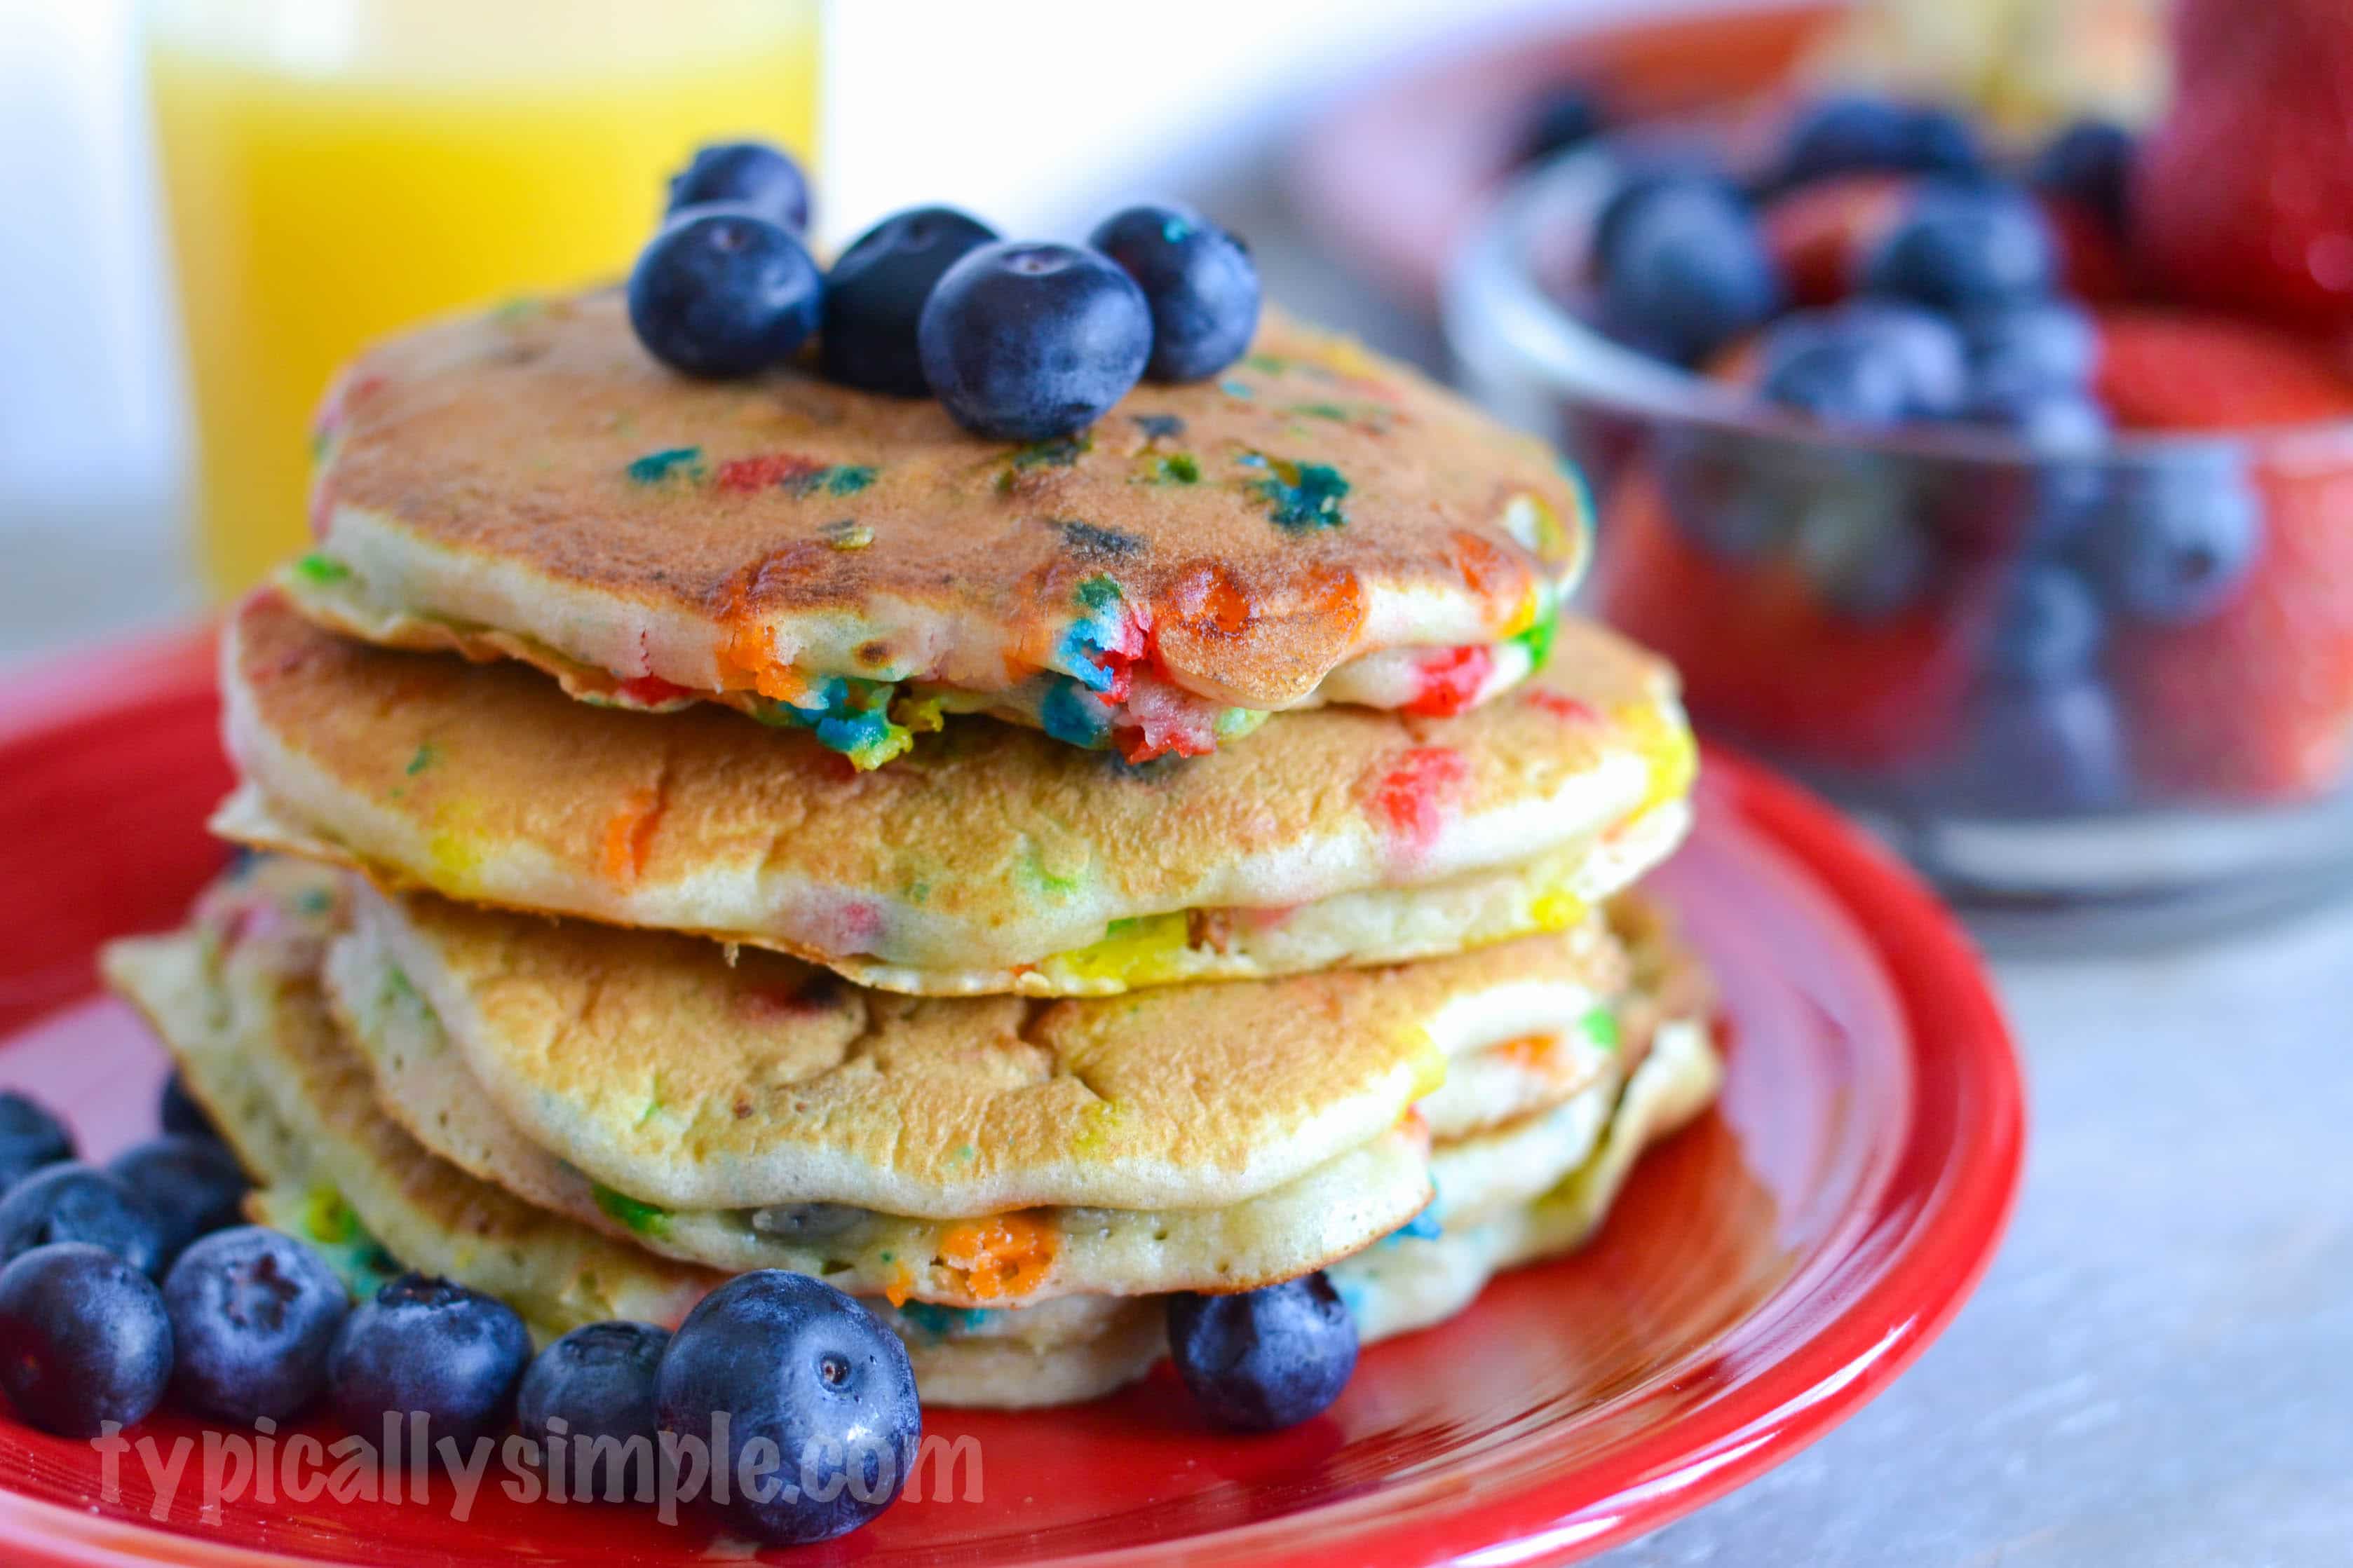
[616,674,696,706]
[1402,645,1496,717]
[1526,690,1599,724]
[714,453,826,493]
[1363,746,1470,858]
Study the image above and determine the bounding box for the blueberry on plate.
[109,1136,250,1266]
[0,1163,164,1276]
[1961,679,2129,814]
[1988,562,2105,684]
[655,1270,919,1545]
[666,140,811,232]
[1596,176,1782,366]
[2029,119,2135,233]
[1859,183,2058,313]
[1519,81,1609,165]
[821,205,999,396]
[163,1225,347,1424]
[0,1092,73,1193]
[1088,203,1261,383]
[917,241,1152,441]
[627,207,824,379]
[517,1321,670,1500]
[2080,456,2261,624]
[1771,94,1982,189]
[0,1243,172,1436]
[158,1072,221,1145]
[1960,299,2098,400]
[329,1274,530,1454]
[1167,1272,1357,1432]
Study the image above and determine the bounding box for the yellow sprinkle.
[1530,889,1587,932]
[1614,702,1699,813]
[1039,911,1193,988]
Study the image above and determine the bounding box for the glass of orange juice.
[145,0,820,596]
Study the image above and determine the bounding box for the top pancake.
[298,292,1589,759]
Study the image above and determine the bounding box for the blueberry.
[654,1270,919,1544]
[1758,318,1915,426]
[158,1072,221,1144]
[1838,301,1969,415]
[666,140,811,232]
[1772,95,1982,187]
[517,1321,670,1500]
[1166,1272,1357,1432]
[1596,177,1783,365]
[627,207,824,379]
[328,1274,530,1454]
[1988,563,2105,683]
[0,1163,164,1276]
[163,1226,347,1424]
[1519,83,1609,165]
[1088,203,1261,383]
[1960,384,2110,450]
[109,1137,250,1266]
[917,241,1151,441]
[0,1244,171,1436]
[0,1092,73,1192]
[2081,456,2262,623]
[820,206,999,396]
[1961,680,2128,813]
[2029,119,2134,233]
[1860,183,2059,312]
[1961,300,2098,400]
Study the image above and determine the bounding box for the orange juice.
[146,0,820,595]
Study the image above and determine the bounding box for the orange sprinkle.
[1491,1032,1564,1069]
[598,786,663,887]
[937,1212,1059,1302]
[883,1264,916,1309]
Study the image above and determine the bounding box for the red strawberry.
[2113,461,2353,800]
[1760,175,1910,306]
[2134,0,2353,327]
[2094,309,2353,430]
[1593,465,1980,772]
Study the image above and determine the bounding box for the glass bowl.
[1444,146,2353,939]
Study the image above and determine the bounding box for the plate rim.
[0,625,2023,1568]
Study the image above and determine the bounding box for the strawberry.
[1760,175,1909,307]
[2113,461,2353,800]
[2093,309,2353,430]
[2134,0,2353,327]
[1594,464,1982,772]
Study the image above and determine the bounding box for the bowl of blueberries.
[1446,89,2353,938]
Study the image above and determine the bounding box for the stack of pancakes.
[107,294,1718,1409]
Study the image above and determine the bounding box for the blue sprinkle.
[1040,679,1113,747]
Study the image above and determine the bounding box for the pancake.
[218,590,1696,996]
[101,867,1718,1407]
[292,293,1592,767]
[326,871,1632,1220]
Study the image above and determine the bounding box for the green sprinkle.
[1251,458,1350,531]
[1140,452,1200,484]
[820,518,874,550]
[1288,402,1350,421]
[1219,379,1254,399]
[1243,353,1287,375]
[295,887,335,915]
[592,1183,671,1237]
[1075,574,1123,611]
[635,1075,664,1127]
[1512,595,1559,671]
[825,463,877,496]
[489,296,540,325]
[292,552,350,587]
[405,743,437,777]
[954,1145,976,1162]
[1577,1007,1622,1054]
[1012,433,1091,470]
[302,1187,359,1246]
[625,446,704,485]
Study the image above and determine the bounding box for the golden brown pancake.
[294,293,1590,765]
[219,589,1696,995]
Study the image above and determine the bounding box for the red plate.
[0,626,2021,1567]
